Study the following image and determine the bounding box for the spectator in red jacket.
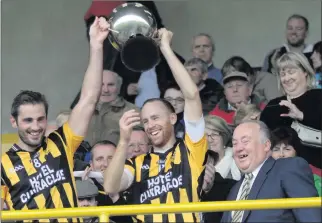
[209,71,265,127]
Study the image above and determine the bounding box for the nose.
[31,121,41,131]
[233,143,244,154]
[282,73,292,81]
[233,85,238,92]
[102,84,108,92]
[147,120,155,129]
[133,145,141,152]
[101,160,108,169]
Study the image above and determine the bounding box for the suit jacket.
[221,157,321,223]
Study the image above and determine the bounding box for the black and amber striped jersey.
[91,178,135,223]
[125,128,208,223]
[1,123,83,223]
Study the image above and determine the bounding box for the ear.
[10,116,18,129]
[202,72,208,81]
[248,83,254,96]
[169,113,177,125]
[264,140,272,152]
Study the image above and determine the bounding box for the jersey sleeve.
[124,158,135,178]
[1,177,8,200]
[52,122,84,157]
[184,116,208,169]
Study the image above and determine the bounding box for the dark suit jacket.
[221,157,321,223]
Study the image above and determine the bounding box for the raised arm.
[158,29,202,122]
[68,17,110,136]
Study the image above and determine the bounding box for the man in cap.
[76,179,99,223]
[209,71,265,126]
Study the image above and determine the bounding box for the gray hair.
[239,120,271,144]
[184,58,208,74]
[205,115,232,146]
[234,104,261,126]
[192,33,215,52]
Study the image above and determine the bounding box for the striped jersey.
[1,123,83,223]
[125,133,208,223]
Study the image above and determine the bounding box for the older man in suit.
[221,120,321,223]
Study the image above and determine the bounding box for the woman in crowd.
[204,115,240,180]
[162,84,185,138]
[271,126,321,196]
[260,52,322,168]
[311,41,321,88]
[200,115,238,223]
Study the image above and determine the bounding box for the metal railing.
[2,197,321,222]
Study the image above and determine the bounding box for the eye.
[241,138,249,144]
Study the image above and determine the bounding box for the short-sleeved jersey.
[1,123,83,223]
[125,133,208,223]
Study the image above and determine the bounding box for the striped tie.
[231,173,254,223]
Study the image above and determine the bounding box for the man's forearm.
[104,141,128,194]
[161,45,198,99]
[79,44,104,104]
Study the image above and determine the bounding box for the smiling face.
[286,17,307,47]
[10,103,47,151]
[232,122,271,173]
[141,100,176,149]
[127,130,150,158]
[205,128,224,153]
[279,66,307,97]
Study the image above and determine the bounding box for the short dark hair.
[91,140,116,161]
[160,83,181,98]
[287,14,309,31]
[11,90,49,120]
[142,98,175,113]
[271,126,303,154]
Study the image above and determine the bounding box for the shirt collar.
[251,157,268,179]
[282,43,313,53]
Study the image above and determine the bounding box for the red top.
[84,0,125,20]
[209,102,266,125]
[310,164,322,177]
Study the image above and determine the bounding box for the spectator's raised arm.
[68,17,110,137]
[158,29,202,122]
